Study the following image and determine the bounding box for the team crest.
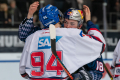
[67,12,73,16]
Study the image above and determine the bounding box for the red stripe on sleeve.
[87,28,102,34]
[92,36,105,53]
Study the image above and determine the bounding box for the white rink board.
[0,53,24,80]
[0,52,114,80]
[0,62,25,80]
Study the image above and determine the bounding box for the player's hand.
[27,1,39,19]
[83,5,91,22]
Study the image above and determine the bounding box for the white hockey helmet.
[64,8,84,25]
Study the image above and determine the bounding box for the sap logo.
[38,36,51,49]
[38,36,62,49]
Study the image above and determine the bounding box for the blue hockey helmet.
[39,4,63,28]
[64,8,84,25]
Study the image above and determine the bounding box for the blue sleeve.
[86,56,104,73]
[18,17,41,42]
[87,20,99,31]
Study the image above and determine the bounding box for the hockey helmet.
[64,8,84,25]
[39,4,63,28]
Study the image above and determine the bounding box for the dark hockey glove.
[78,67,93,80]
[67,67,93,80]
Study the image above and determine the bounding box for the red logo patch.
[67,12,73,16]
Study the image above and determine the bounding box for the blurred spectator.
[86,16,99,30]
[77,0,83,9]
[0,3,4,21]
[110,0,120,28]
[8,0,22,22]
[41,0,79,13]
[91,16,99,29]
[0,3,4,27]
[91,1,102,23]
[113,0,120,12]
[0,3,11,27]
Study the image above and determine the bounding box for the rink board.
[0,52,113,80]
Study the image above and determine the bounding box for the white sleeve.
[19,34,33,78]
[111,40,120,67]
[110,49,117,76]
[110,40,120,75]
[87,27,106,45]
[65,29,103,73]
[111,48,118,67]
[76,34,103,62]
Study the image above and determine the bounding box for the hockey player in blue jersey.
[18,2,106,80]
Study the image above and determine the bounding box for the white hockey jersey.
[19,28,104,80]
[110,39,120,80]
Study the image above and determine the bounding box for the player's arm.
[86,20,106,51]
[19,42,29,79]
[18,1,40,42]
[83,5,106,52]
[64,29,104,73]
[19,34,33,79]
[110,40,120,75]
[19,49,29,79]
[83,5,105,40]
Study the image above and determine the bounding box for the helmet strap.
[78,24,82,29]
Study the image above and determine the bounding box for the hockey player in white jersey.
[63,5,106,80]
[110,39,120,80]
[19,4,105,80]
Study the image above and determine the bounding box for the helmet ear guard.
[58,10,64,19]
[39,4,63,28]
[58,10,64,25]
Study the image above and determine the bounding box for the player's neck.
[54,22,61,28]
